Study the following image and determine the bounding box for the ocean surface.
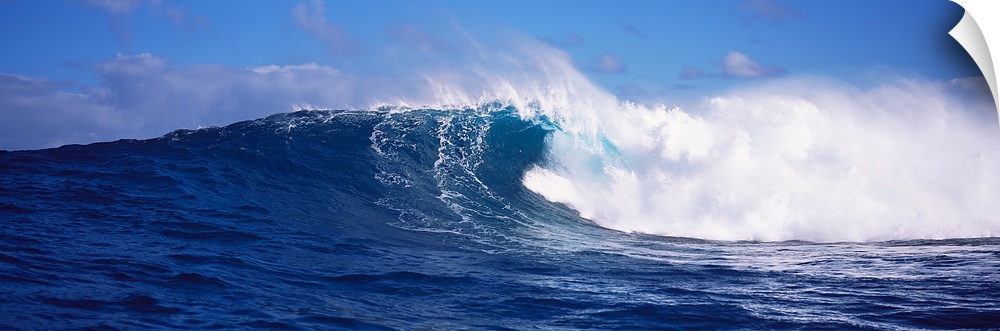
[2,106,999,330]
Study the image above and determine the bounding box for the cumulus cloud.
[0,73,136,150]
[387,22,451,53]
[721,51,785,78]
[740,0,802,22]
[292,0,361,55]
[678,65,705,80]
[0,53,378,150]
[590,53,627,73]
[616,20,647,40]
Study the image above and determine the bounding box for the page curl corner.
[950,0,1000,124]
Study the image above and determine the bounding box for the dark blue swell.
[1,108,998,330]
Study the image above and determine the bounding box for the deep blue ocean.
[2,107,999,330]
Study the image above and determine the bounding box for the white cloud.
[292,0,361,55]
[721,51,785,78]
[0,73,137,150]
[0,54,371,150]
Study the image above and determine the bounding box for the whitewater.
[522,76,1000,242]
[2,38,1000,329]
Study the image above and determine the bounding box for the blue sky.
[0,0,984,150]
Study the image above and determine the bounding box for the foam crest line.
[521,77,1000,242]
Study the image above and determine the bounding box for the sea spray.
[522,76,1000,242]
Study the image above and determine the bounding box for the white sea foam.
[519,76,999,242]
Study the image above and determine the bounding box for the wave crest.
[522,77,1000,242]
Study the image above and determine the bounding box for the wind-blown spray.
[520,75,999,241]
